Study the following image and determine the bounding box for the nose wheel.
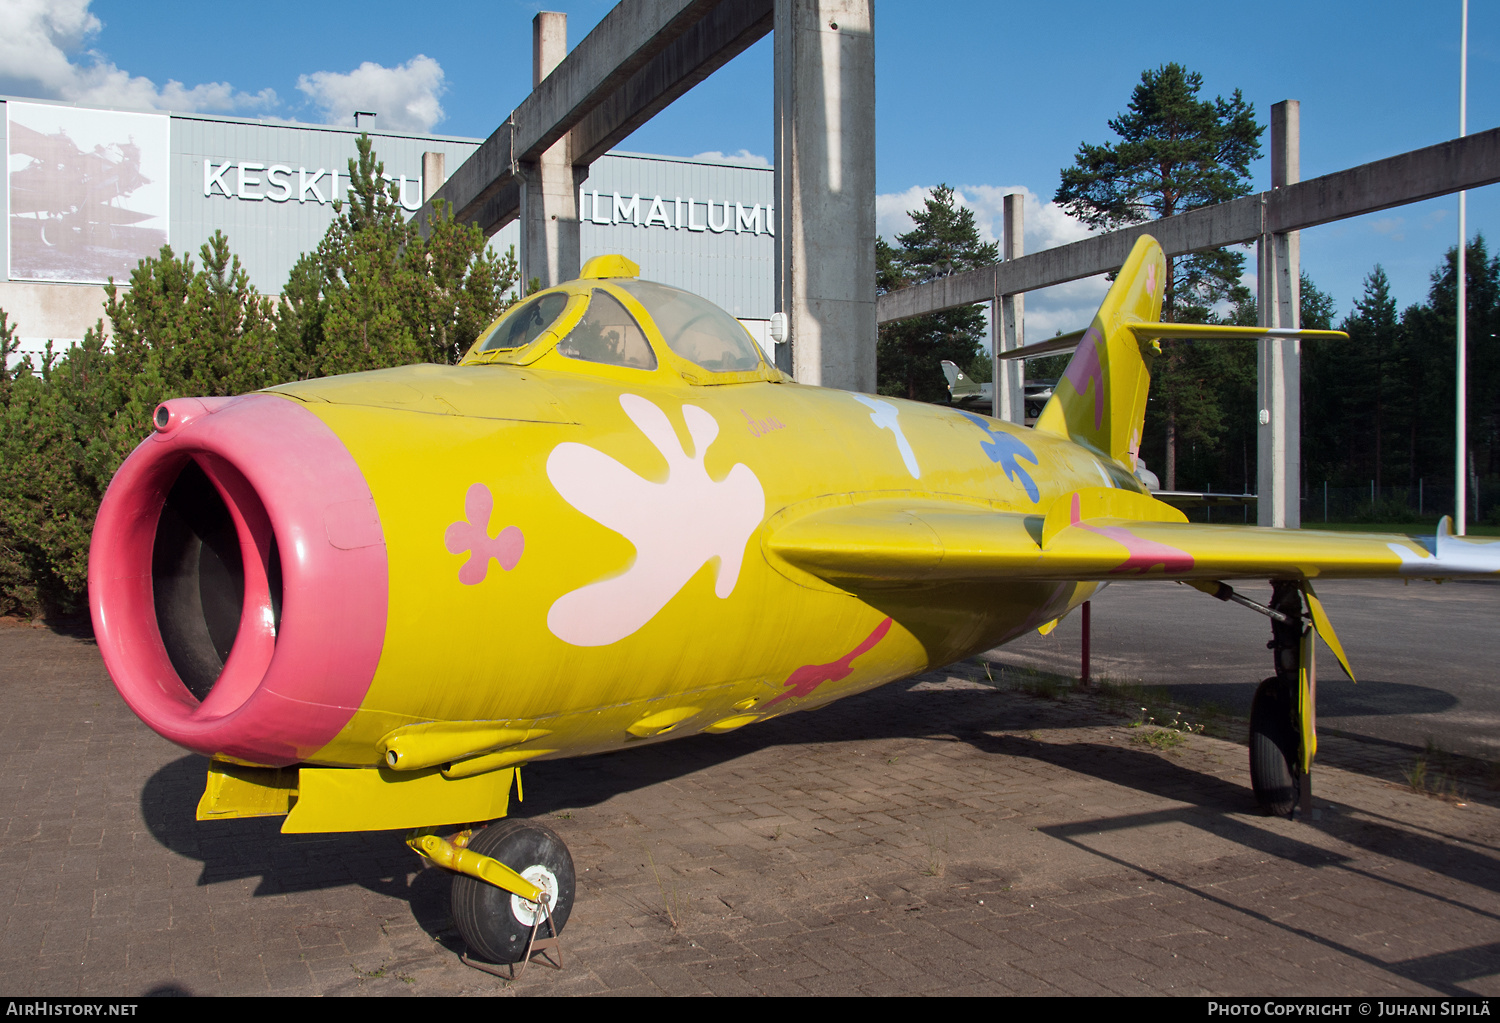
[449,819,576,970]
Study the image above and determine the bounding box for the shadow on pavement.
[138,676,1498,983]
[1155,676,1458,720]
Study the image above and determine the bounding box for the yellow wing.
[766,487,1500,586]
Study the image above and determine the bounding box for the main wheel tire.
[1249,676,1299,817]
[451,819,575,964]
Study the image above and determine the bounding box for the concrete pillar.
[421,152,446,204]
[994,192,1025,423]
[1257,100,1301,528]
[773,0,876,391]
[519,12,583,289]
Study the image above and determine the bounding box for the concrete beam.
[774,0,876,391]
[415,0,723,235]
[421,152,446,203]
[875,195,1264,323]
[994,193,1024,424]
[520,12,583,288]
[571,0,774,167]
[1266,125,1500,233]
[1257,100,1302,529]
[878,125,1500,324]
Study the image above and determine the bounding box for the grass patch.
[645,847,682,929]
[979,661,1072,700]
[1132,729,1188,751]
[1404,737,1469,801]
[921,834,948,877]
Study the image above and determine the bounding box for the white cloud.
[876,185,935,242]
[877,182,1107,342]
[690,149,771,168]
[877,183,1096,253]
[0,0,275,112]
[297,56,446,133]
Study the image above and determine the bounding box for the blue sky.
[6,0,1496,335]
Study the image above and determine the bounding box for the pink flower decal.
[445,483,524,585]
[1145,261,1158,298]
[1062,327,1107,430]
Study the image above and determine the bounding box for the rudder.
[1033,235,1166,470]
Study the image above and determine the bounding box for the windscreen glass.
[477,292,570,352]
[615,280,764,373]
[555,290,657,369]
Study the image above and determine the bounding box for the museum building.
[1,97,776,366]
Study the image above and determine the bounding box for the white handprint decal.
[546,394,766,646]
[851,394,920,479]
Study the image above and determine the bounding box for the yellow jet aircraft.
[90,236,1500,967]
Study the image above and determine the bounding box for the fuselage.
[271,358,1129,768]
[91,269,1144,775]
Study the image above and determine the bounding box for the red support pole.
[1081,600,1091,686]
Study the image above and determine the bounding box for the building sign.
[6,102,170,285]
[197,169,772,235]
[586,191,773,235]
[202,158,425,211]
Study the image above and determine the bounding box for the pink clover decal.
[446,483,524,585]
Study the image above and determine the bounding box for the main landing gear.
[1193,579,1324,818]
[1248,581,1309,817]
[409,818,576,976]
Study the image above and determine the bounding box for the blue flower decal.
[957,410,1040,502]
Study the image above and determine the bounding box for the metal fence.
[1176,480,1493,526]
[1307,480,1487,525]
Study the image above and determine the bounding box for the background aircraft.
[90,239,1500,968]
[939,359,1053,423]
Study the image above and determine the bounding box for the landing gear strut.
[410,818,576,974]
[1248,581,1314,818]
[452,819,575,970]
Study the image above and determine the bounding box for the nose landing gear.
[410,818,576,976]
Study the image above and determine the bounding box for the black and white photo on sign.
[6,101,170,285]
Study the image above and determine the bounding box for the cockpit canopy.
[462,256,780,385]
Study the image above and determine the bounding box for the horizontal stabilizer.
[997,323,1347,362]
[1122,323,1349,344]
[995,328,1088,362]
[1153,490,1258,508]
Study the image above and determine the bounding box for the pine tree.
[279,135,519,377]
[876,185,999,403]
[0,310,19,408]
[1056,64,1262,488]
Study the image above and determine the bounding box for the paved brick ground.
[2,618,1497,997]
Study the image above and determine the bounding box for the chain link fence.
[1306,479,1494,525]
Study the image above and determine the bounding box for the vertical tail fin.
[940,360,982,402]
[1033,234,1166,470]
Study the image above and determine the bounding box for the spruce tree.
[1339,267,1404,490]
[876,185,999,403]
